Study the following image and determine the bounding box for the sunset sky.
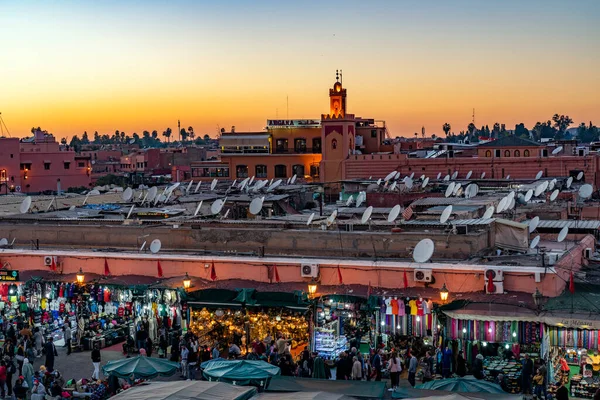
[1,0,599,140]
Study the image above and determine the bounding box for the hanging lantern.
[307,282,318,297]
[76,268,85,285]
[440,283,449,302]
[183,273,192,290]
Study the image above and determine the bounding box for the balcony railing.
[273,147,321,154]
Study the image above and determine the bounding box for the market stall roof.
[109,381,257,400]
[255,392,357,400]
[266,376,386,399]
[392,388,520,400]
[102,356,180,379]
[415,377,507,394]
[202,360,281,386]
[17,269,103,284]
[540,283,600,329]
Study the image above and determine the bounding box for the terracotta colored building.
[0,130,91,194]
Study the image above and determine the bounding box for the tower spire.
[336,69,339,82]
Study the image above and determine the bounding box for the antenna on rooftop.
[0,113,11,137]
[413,238,434,263]
[150,239,162,254]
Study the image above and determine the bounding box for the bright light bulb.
[512,332,516,337]
[578,350,582,355]
[381,321,385,326]
[462,328,467,333]
[416,316,421,321]
[505,344,510,349]
[437,325,441,330]
[482,342,488,347]
[488,328,492,333]
[396,325,401,329]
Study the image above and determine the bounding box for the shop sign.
[137,212,168,217]
[544,316,600,330]
[0,270,19,281]
[266,119,321,129]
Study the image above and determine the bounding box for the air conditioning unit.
[585,248,593,259]
[301,264,319,278]
[484,269,504,282]
[546,252,561,266]
[485,281,504,294]
[44,256,57,267]
[414,269,432,283]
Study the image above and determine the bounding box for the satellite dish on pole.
[552,146,563,155]
[326,210,338,226]
[483,206,495,219]
[452,182,462,196]
[20,196,32,214]
[395,171,401,180]
[577,171,584,181]
[524,189,533,202]
[211,199,225,215]
[345,195,354,206]
[389,181,397,191]
[506,175,511,180]
[307,212,315,225]
[550,189,559,202]
[530,235,540,249]
[249,197,264,215]
[376,178,382,186]
[388,205,401,223]
[147,187,158,203]
[497,197,508,213]
[480,172,486,179]
[440,205,453,224]
[436,172,441,180]
[536,170,543,180]
[557,226,569,242]
[451,171,458,180]
[534,184,545,197]
[404,177,413,190]
[361,206,373,224]
[122,187,133,202]
[126,205,135,219]
[579,184,593,199]
[466,170,473,180]
[384,171,396,182]
[267,179,282,192]
[422,177,429,188]
[291,174,297,184]
[528,216,540,233]
[210,179,218,191]
[0,238,8,246]
[193,201,203,217]
[540,181,549,192]
[409,172,415,179]
[443,174,450,182]
[355,192,366,208]
[445,182,455,198]
[194,180,202,193]
[566,176,573,188]
[150,239,162,254]
[413,238,435,263]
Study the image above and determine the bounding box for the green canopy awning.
[415,377,506,394]
[235,288,257,305]
[393,387,521,400]
[109,381,257,400]
[102,356,180,379]
[202,360,281,386]
[266,376,386,398]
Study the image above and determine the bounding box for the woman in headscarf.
[22,358,34,394]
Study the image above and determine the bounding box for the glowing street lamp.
[307,282,318,298]
[440,283,449,302]
[183,273,192,290]
[76,268,85,285]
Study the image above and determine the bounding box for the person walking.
[180,344,190,379]
[533,369,544,399]
[456,350,467,377]
[4,355,15,397]
[388,351,402,390]
[407,353,418,387]
[521,354,534,396]
[91,344,101,380]
[442,346,453,378]
[33,328,44,358]
[44,337,58,372]
[372,350,383,381]
[63,324,72,356]
[473,354,484,379]
[351,356,362,380]
[0,359,7,398]
[22,358,34,396]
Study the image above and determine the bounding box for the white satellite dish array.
[413,238,435,263]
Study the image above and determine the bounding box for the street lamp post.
[183,273,192,290]
[76,268,85,285]
[440,283,449,303]
[533,287,543,311]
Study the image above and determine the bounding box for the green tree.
[187,126,195,142]
[577,122,599,143]
[163,127,172,143]
[133,132,140,143]
[180,128,188,142]
[93,131,100,143]
[552,114,573,136]
[81,131,90,144]
[515,123,529,139]
[203,134,210,141]
[442,123,451,137]
[60,137,67,145]
[151,130,158,139]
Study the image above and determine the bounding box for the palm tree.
[187,126,195,142]
[163,128,172,143]
[442,123,451,137]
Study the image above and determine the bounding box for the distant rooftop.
[478,136,542,147]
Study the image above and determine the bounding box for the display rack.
[314,320,347,359]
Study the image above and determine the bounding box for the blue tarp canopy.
[202,360,281,386]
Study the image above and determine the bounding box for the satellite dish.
[508,198,515,210]
[552,146,563,155]
[540,181,549,192]
[126,205,135,219]
[210,179,218,191]
[139,241,146,252]
[167,182,180,194]
[579,184,593,199]
[443,174,450,182]
[19,197,32,214]
[566,176,573,188]
[450,171,458,180]
[89,189,100,196]
[389,181,397,191]
[286,177,291,185]
[409,172,415,179]
[187,180,194,193]
[524,189,533,202]
[508,191,515,202]
[0,238,8,246]
[69,205,76,211]
[384,171,396,182]
[419,175,425,181]
[557,226,569,242]
[413,238,435,263]
[267,179,282,192]
[147,187,158,203]
[452,182,462,195]
[549,178,556,191]
[497,197,508,213]
[480,172,486,179]
[422,177,429,188]
[536,170,543,180]
[388,205,401,223]
[506,175,511,180]
[150,239,162,254]
[530,235,540,249]
[395,171,401,180]
[440,205,453,224]
[129,138,136,144]
[445,182,455,198]
[355,192,365,208]
[483,206,495,219]
[376,178,382,186]
[122,187,133,202]
[361,206,373,224]
[307,212,315,225]
[534,184,545,197]
[291,174,297,184]
[404,178,413,190]
[465,171,472,180]
[193,201,203,217]
[345,195,354,206]
[550,189,559,201]
[528,216,540,233]
[249,197,264,215]
[436,172,442,180]
[464,184,477,199]
[326,210,338,226]
[577,171,584,181]
[211,199,225,215]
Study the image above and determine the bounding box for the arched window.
[331,139,337,150]
[274,165,287,178]
[292,164,305,177]
[524,149,530,157]
[294,138,307,153]
[504,150,511,157]
[485,150,491,157]
[514,150,520,157]
[236,165,248,178]
[255,165,267,178]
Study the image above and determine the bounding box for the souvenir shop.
[378,296,438,348]
[314,295,377,359]
[546,324,600,399]
[187,289,309,355]
[443,317,543,394]
[15,277,185,351]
